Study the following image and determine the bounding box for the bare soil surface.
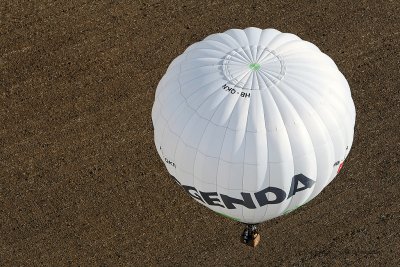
[1,1,399,266]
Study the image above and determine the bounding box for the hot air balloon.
[152,27,356,247]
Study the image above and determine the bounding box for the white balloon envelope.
[152,27,356,225]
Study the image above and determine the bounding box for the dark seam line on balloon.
[282,73,326,100]
[231,30,252,49]
[240,37,259,221]
[242,45,254,63]
[259,89,272,221]
[259,30,281,48]
[189,69,246,188]
[158,53,186,177]
[157,121,171,173]
[322,86,354,152]
[210,33,252,62]
[247,69,258,222]
[180,61,224,69]
[160,64,282,139]
[274,79,320,208]
[235,47,253,63]
[284,62,337,70]
[267,82,296,215]
[281,76,340,187]
[222,31,252,60]
[199,39,236,52]
[159,104,266,135]
[184,48,234,57]
[214,105,233,194]
[213,75,246,195]
[152,103,162,133]
[175,165,257,192]
[294,73,348,164]
[255,45,280,64]
[218,68,254,197]
[181,76,225,103]
[202,35,248,61]
[178,66,222,81]
[264,32,291,52]
[249,58,263,223]
[181,52,200,189]
[227,49,252,63]
[323,90,352,152]
[158,54,186,178]
[257,61,287,220]
[257,72,284,88]
[258,66,285,78]
[202,73,240,189]
[268,39,308,56]
[225,68,253,91]
[162,130,279,166]
[170,103,194,177]
[176,59,225,96]
[244,28,262,52]
[279,79,332,191]
[241,73,253,222]
[257,50,278,64]
[255,48,269,64]
[280,77,335,187]
[288,69,340,97]
[257,50,277,64]
[257,71,283,91]
[276,47,323,58]
[159,67,286,147]
[225,47,252,62]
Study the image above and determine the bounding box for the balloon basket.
[240,224,260,247]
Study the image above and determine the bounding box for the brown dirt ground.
[1,0,399,266]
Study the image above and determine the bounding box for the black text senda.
[171,174,315,209]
